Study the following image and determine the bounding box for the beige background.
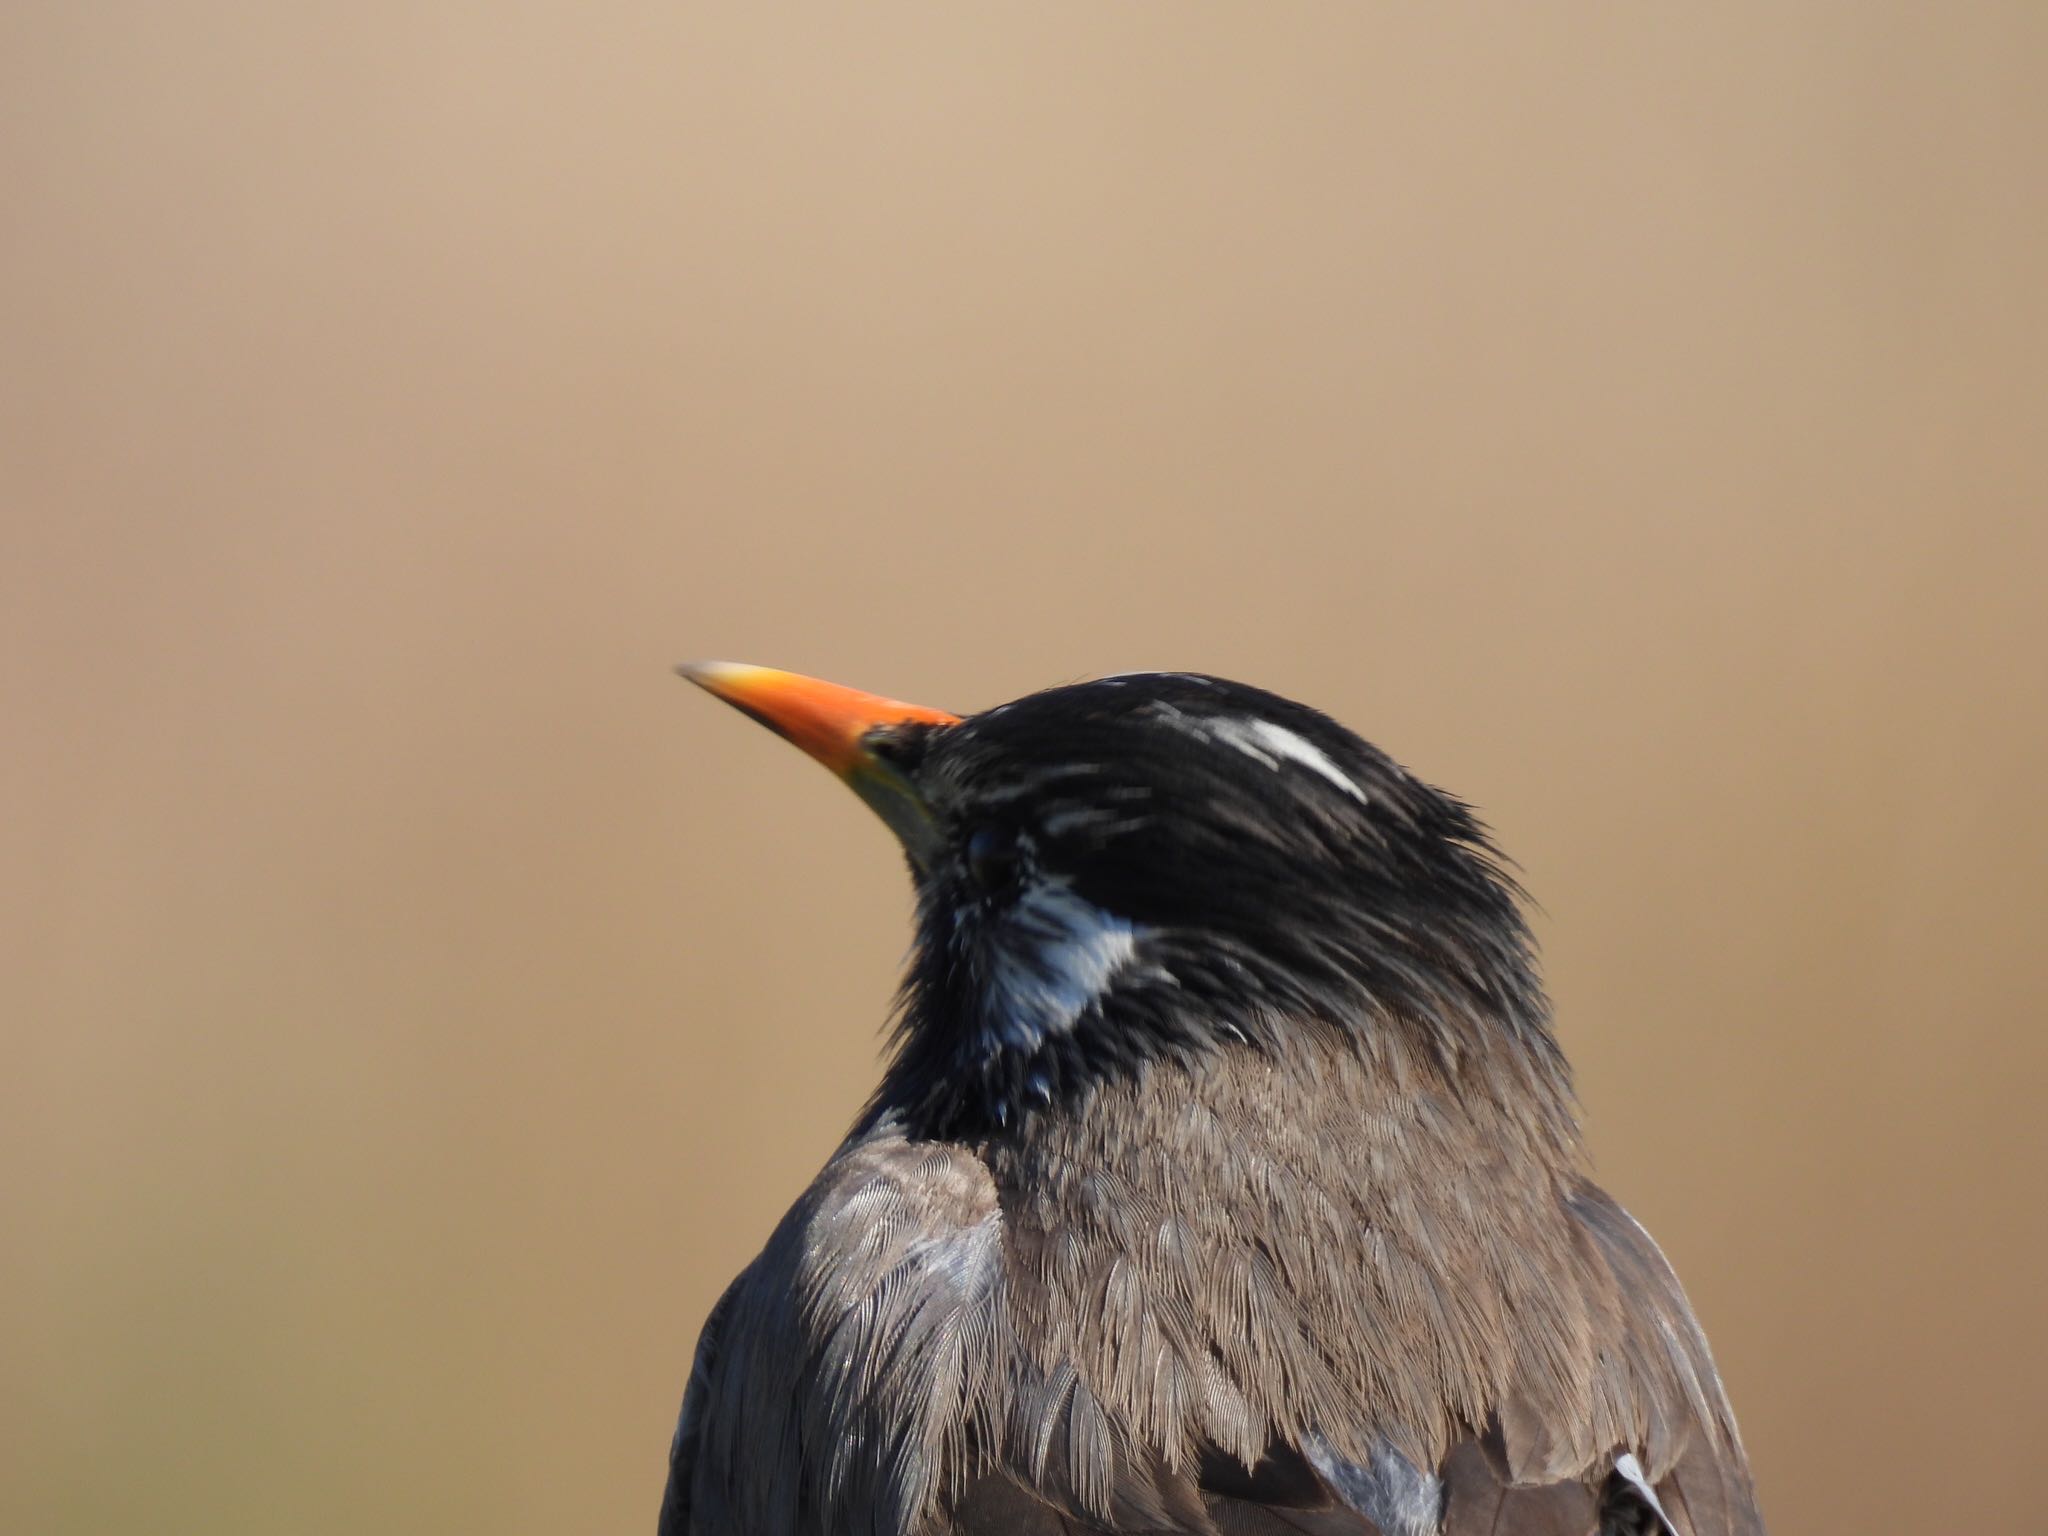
[5,6,2044,1533]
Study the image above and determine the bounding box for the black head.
[846,673,1549,1135]
[682,664,1557,1139]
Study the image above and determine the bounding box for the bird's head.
[682,663,1553,1137]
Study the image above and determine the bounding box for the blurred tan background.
[4,5,2044,1533]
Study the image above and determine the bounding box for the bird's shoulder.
[661,1121,1007,1536]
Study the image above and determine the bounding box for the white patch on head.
[1151,706,1367,803]
[1208,717,1367,801]
[981,880,1139,1054]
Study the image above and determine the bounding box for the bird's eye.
[965,823,1021,894]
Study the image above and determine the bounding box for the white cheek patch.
[1196,715,1368,803]
[981,882,1139,1054]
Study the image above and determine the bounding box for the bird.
[660,662,1765,1536]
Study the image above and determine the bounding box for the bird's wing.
[1548,1182,1765,1536]
[1299,1180,1761,1536]
[1269,1180,1762,1536]
[658,1126,1009,1536]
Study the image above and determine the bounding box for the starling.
[661,664,1764,1536]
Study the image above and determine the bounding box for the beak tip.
[675,659,749,692]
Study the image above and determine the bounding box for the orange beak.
[677,661,960,863]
